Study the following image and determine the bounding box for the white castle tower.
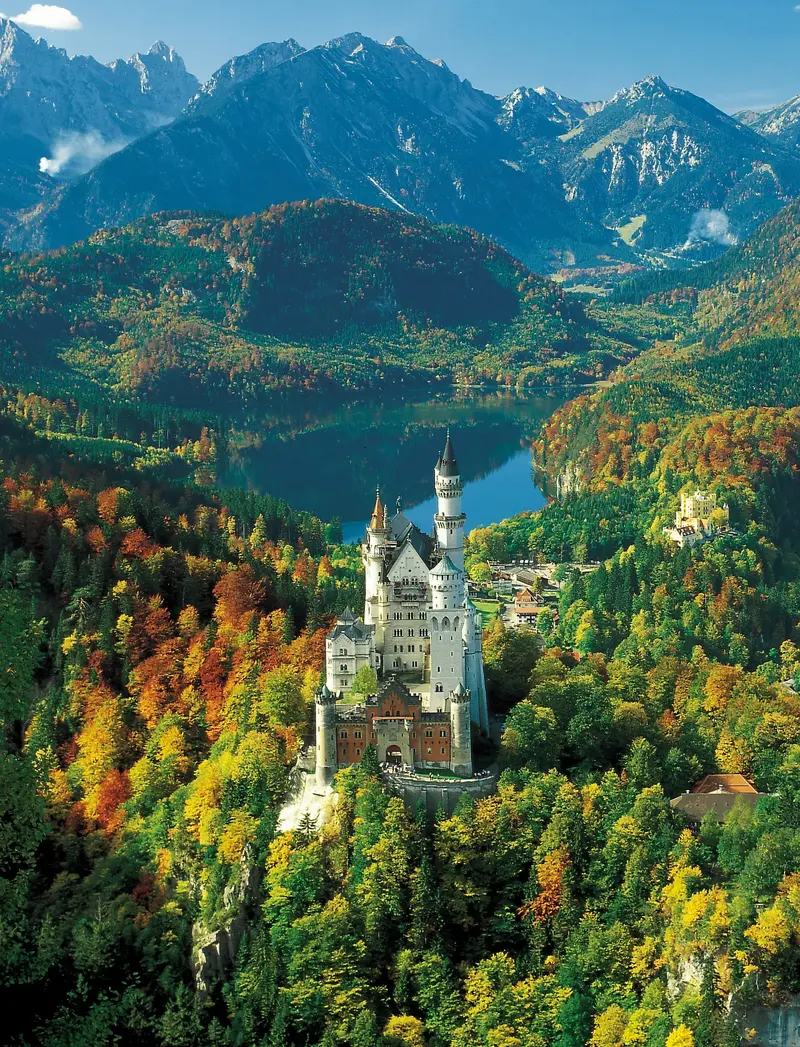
[428,553,466,712]
[434,429,466,572]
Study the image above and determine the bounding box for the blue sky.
[8,0,800,112]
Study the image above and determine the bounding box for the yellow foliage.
[591,1004,627,1047]
[631,937,659,980]
[76,697,125,812]
[745,904,792,955]
[157,724,188,768]
[666,1026,695,1047]
[715,728,753,774]
[624,1010,661,1046]
[218,809,258,864]
[129,756,158,798]
[383,1015,426,1047]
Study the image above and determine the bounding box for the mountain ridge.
[4,27,800,275]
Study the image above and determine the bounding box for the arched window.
[431,617,439,631]
[442,616,450,629]
[453,617,460,631]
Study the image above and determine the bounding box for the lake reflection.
[222,390,563,535]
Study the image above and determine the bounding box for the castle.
[315,431,489,784]
[665,490,730,548]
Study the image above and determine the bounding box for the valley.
[6,11,800,1047]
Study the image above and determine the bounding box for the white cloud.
[40,131,128,178]
[684,209,737,250]
[1,5,82,30]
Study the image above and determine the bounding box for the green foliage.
[0,200,641,401]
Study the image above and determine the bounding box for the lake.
[221,390,564,540]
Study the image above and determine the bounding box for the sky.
[4,0,800,113]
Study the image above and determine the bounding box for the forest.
[4,311,800,1047]
[0,200,646,401]
[6,193,800,1047]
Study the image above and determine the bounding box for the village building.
[315,432,489,782]
[513,586,545,627]
[670,773,762,823]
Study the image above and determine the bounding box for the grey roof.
[387,523,435,571]
[330,614,374,642]
[438,429,459,478]
[670,791,761,823]
[390,510,413,541]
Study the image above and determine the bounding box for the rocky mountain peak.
[189,39,305,110]
[147,40,173,58]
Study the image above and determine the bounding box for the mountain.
[556,75,800,258]
[4,31,800,273]
[0,18,198,231]
[0,199,638,400]
[0,33,616,269]
[615,193,800,352]
[186,38,305,109]
[737,95,800,151]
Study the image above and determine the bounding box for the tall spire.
[369,485,386,531]
[438,427,459,478]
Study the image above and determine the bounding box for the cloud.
[1,5,82,29]
[40,131,128,178]
[683,209,737,249]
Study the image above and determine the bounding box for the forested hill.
[0,199,637,400]
[614,196,800,349]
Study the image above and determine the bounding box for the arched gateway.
[385,745,402,766]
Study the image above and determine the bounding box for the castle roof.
[387,521,435,571]
[431,552,461,577]
[389,510,413,541]
[437,428,460,478]
[330,612,374,642]
[369,488,386,531]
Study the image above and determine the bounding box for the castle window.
[436,666,441,673]
[340,730,348,739]
[435,684,443,693]
[407,629,414,637]
[442,617,450,628]
[412,661,418,669]
[440,730,447,738]
[425,729,433,738]
[409,645,415,653]
[407,612,414,620]
[354,730,362,739]
[355,748,361,757]
[339,648,347,656]
[394,629,402,637]
[426,748,432,755]
[441,747,446,755]
[420,612,427,621]
[419,628,427,638]
[399,646,404,653]
[393,660,400,668]
[340,664,348,672]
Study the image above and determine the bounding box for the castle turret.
[449,682,473,777]
[434,430,465,573]
[363,487,389,625]
[428,553,466,711]
[315,684,337,787]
